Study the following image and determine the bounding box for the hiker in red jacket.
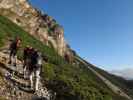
[8,36,21,66]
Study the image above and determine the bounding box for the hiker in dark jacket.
[8,36,21,66]
[30,49,38,69]
[23,46,42,91]
[29,49,43,91]
[23,46,33,78]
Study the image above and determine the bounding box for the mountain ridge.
[110,68,133,80]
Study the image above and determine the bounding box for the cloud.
[110,68,133,80]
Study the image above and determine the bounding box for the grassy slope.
[84,60,133,98]
[0,15,128,100]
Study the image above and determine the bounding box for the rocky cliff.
[0,0,70,56]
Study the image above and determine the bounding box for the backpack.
[10,40,17,50]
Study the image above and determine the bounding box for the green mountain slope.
[0,15,130,100]
[86,61,133,98]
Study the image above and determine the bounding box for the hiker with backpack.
[8,36,21,66]
[29,49,43,91]
[23,46,42,91]
[23,45,32,78]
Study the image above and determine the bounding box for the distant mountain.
[110,68,133,80]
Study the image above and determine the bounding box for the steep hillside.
[86,62,133,98]
[0,0,70,56]
[0,15,131,100]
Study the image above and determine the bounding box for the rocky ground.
[0,49,54,100]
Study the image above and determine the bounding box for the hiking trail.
[0,49,55,100]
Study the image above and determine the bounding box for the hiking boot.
[13,63,16,67]
[8,61,11,64]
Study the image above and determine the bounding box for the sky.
[29,0,133,71]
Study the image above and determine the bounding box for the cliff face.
[0,0,69,56]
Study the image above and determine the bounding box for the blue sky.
[29,0,133,71]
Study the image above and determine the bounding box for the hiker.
[35,51,42,91]
[8,36,21,66]
[29,49,43,91]
[23,45,33,78]
[23,46,42,91]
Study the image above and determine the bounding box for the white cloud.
[110,68,133,80]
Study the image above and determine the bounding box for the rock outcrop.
[0,0,70,56]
